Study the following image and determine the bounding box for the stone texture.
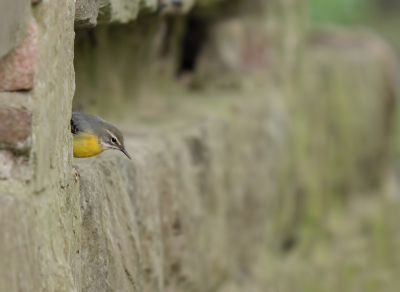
[0,91,33,112]
[0,20,37,92]
[140,0,158,13]
[75,0,101,29]
[304,28,398,190]
[0,0,80,290]
[71,95,287,292]
[0,0,398,291]
[30,0,76,193]
[98,0,140,23]
[0,193,41,291]
[74,17,179,113]
[0,150,30,182]
[96,0,223,24]
[0,151,14,180]
[196,18,275,89]
[78,162,141,292]
[0,107,32,152]
[0,0,30,59]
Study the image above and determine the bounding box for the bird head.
[98,124,131,160]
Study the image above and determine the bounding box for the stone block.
[69,94,288,291]
[195,18,275,89]
[0,194,41,291]
[75,0,101,29]
[0,0,30,59]
[0,151,14,180]
[0,20,37,92]
[140,0,158,13]
[0,107,32,152]
[98,0,140,24]
[0,150,30,181]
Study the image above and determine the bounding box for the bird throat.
[73,132,103,158]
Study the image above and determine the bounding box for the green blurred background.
[310,0,400,55]
[310,0,399,55]
[71,0,400,290]
[311,0,400,157]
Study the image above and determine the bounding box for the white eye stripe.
[105,129,121,146]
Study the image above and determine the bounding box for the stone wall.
[0,0,399,291]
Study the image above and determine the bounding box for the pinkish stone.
[0,150,14,179]
[0,19,37,92]
[0,107,32,151]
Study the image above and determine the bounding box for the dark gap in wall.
[281,236,297,253]
[177,15,209,76]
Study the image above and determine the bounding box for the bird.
[71,111,131,160]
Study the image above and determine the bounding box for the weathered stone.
[140,0,158,13]
[82,0,231,25]
[196,18,275,88]
[75,0,100,29]
[304,28,398,190]
[0,0,398,291]
[68,94,289,292]
[0,20,37,92]
[0,194,41,291]
[74,18,176,113]
[0,151,14,180]
[30,0,76,193]
[98,0,140,23]
[0,91,33,112]
[157,0,195,14]
[0,150,30,181]
[0,107,32,152]
[77,162,142,292]
[0,0,30,59]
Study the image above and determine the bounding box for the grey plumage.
[71,111,131,159]
[71,111,124,143]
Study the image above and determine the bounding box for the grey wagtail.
[71,111,131,159]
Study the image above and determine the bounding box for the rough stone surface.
[74,17,180,113]
[0,0,30,59]
[0,0,399,291]
[0,193,41,291]
[0,151,30,181]
[0,91,33,112]
[98,0,140,23]
[304,28,398,190]
[0,19,37,92]
[95,0,222,23]
[30,0,76,193]
[71,95,287,292]
[0,0,78,290]
[0,151,14,180]
[75,0,100,28]
[196,18,275,89]
[0,107,32,152]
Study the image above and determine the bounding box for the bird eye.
[111,137,117,143]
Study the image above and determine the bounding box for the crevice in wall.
[177,15,209,77]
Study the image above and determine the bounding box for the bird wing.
[71,111,98,135]
[71,117,81,135]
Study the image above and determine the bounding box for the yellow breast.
[73,132,103,158]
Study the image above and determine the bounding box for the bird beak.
[120,148,131,160]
